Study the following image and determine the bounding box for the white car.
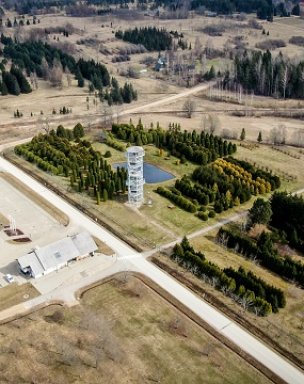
[5,274,15,284]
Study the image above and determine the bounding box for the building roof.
[18,232,97,277]
[18,252,44,277]
[70,231,98,256]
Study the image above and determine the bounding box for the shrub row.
[156,187,197,213]
[172,238,278,316]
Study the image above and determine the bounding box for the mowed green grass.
[0,277,272,384]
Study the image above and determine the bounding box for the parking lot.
[0,175,81,287]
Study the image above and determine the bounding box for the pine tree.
[2,72,20,95]
[257,131,262,143]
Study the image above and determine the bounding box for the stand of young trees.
[115,27,172,51]
[111,122,237,166]
[229,50,304,99]
[191,157,278,213]
[14,125,127,204]
[172,237,284,316]
[270,192,304,253]
[0,35,137,104]
[218,226,304,287]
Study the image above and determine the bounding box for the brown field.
[0,283,39,312]
[153,231,304,368]
[0,276,271,384]
[1,12,304,148]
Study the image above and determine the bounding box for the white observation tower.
[126,146,145,207]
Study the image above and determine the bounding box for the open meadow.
[0,276,272,384]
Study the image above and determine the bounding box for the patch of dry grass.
[0,277,271,384]
[0,283,39,312]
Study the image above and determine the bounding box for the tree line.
[115,27,172,52]
[228,50,304,99]
[218,226,304,287]
[14,126,128,205]
[2,0,75,14]
[190,0,298,20]
[172,237,285,316]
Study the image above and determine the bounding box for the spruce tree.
[11,66,32,93]
[2,72,20,95]
[257,131,262,143]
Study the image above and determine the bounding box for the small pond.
[112,162,175,184]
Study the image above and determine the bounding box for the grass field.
[0,283,39,312]
[0,276,271,384]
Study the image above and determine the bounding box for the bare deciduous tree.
[40,117,51,134]
[269,124,287,145]
[183,98,196,118]
[202,113,221,134]
[49,58,63,88]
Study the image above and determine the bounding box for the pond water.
[113,162,175,184]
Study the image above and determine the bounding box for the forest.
[115,27,172,52]
[0,35,137,103]
[171,237,285,316]
[2,0,76,14]
[228,50,304,99]
[270,192,304,253]
[1,0,299,19]
[14,126,128,204]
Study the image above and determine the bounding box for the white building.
[126,146,145,207]
[17,232,97,278]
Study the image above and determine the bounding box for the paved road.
[0,155,304,384]
[142,211,247,259]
